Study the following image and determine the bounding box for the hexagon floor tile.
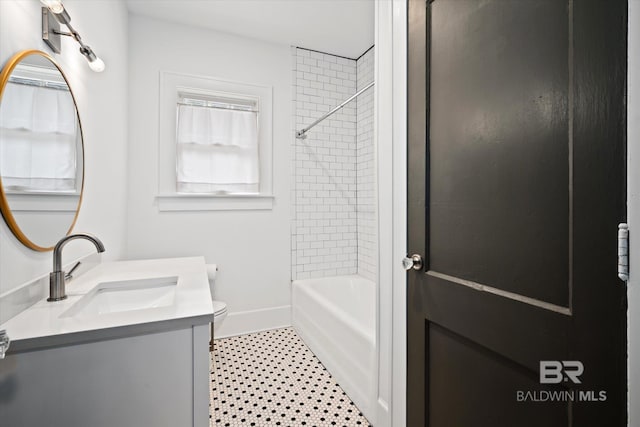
[210,327,372,427]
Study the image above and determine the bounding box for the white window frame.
[157,71,273,211]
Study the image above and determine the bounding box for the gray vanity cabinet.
[0,323,210,427]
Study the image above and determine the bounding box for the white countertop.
[0,256,214,352]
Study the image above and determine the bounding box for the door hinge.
[0,330,10,359]
[618,223,629,282]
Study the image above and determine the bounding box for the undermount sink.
[60,276,179,318]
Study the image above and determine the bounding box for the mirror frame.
[0,49,85,251]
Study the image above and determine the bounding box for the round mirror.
[0,50,84,251]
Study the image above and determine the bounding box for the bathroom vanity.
[0,256,213,427]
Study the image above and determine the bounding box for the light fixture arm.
[53,25,91,52]
[41,3,105,72]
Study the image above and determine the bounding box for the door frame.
[375,1,409,426]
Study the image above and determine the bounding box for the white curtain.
[176,104,259,194]
[0,82,77,192]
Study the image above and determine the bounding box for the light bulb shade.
[79,45,105,72]
[88,57,105,73]
[40,0,65,14]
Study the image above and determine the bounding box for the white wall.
[0,0,129,322]
[628,1,639,424]
[126,14,292,337]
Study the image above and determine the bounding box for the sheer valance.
[0,83,78,192]
[176,100,259,194]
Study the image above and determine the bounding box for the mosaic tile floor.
[210,327,372,426]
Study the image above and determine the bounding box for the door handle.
[403,254,424,271]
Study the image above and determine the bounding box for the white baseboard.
[214,305,291,339]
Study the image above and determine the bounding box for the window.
[0,65,81,194]
[176,93,259,194]
[157,72,273,211]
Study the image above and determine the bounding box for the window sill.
[156,193,274,212]
[7,192,81,212]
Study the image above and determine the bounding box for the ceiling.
[126,0,374,59]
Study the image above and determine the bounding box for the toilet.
[207,264,227,346]
[212,300,228,332]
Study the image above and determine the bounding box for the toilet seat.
[213,300,227,319]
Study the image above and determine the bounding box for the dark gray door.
[407,0,627,425]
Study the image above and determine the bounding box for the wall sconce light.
[41,0,105,72]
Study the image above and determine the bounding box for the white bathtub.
[292,275,376,423]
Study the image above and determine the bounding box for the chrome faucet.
[48,233,105,302]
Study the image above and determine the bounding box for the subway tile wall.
[291,47,376,281]
[292,48,358,279]
[356,48,376,282]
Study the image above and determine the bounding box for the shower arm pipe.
[296,81,374,139]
